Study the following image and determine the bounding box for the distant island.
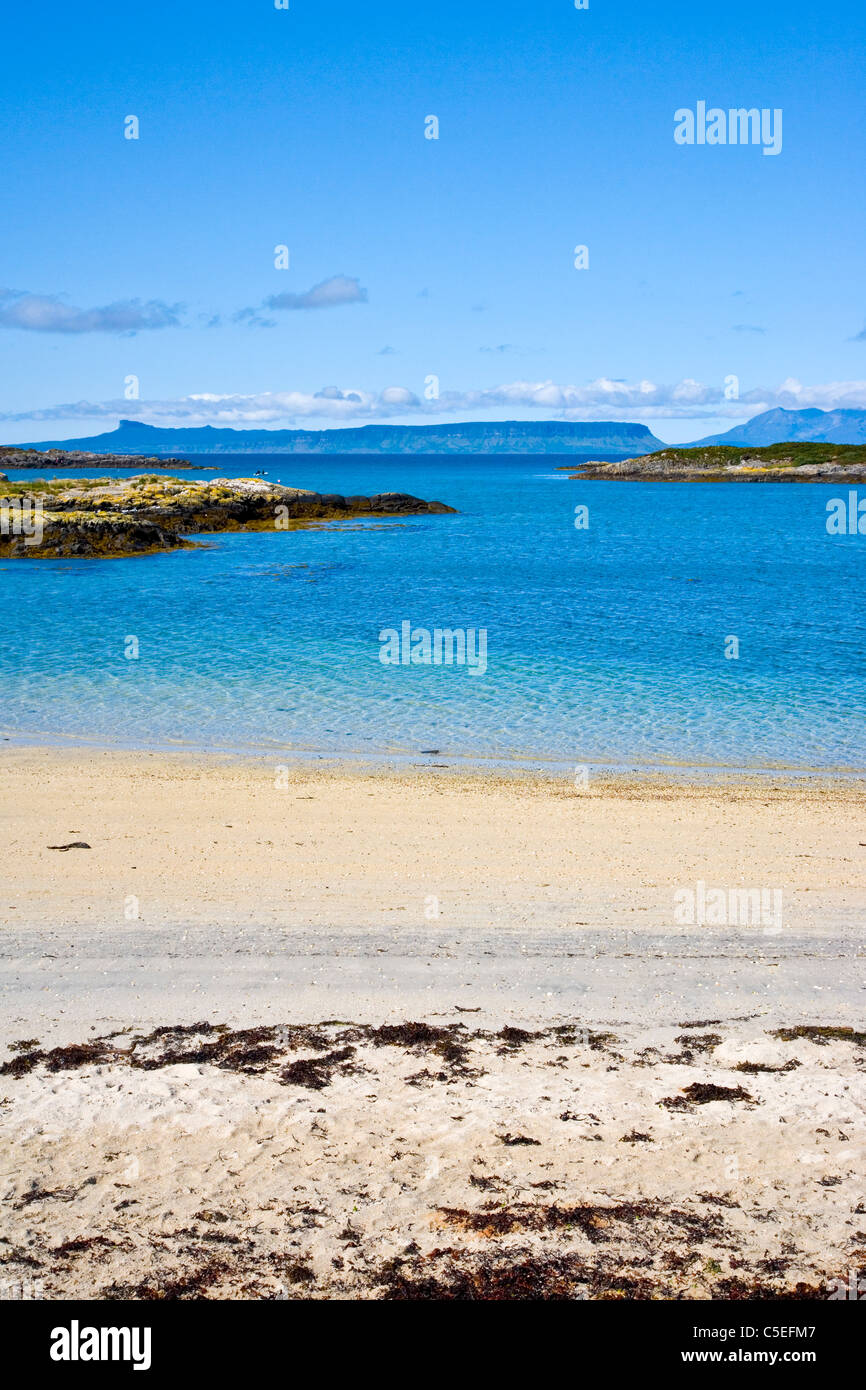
[0,475,455,559]
[565,441,866,482]
[17,419,666,457]
[9,407,866,464]
[12,406,866,458]
[690,407,866,448]
[0,445,191,471]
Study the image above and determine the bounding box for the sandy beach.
[2,746,865,937]
[1,747,865,1299]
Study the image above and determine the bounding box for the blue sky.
[1,0,864,443]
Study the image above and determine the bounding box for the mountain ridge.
[691,407,866,447]
[18,419,666,456]
[16,407,866,455]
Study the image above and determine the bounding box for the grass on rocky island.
[639,442,861,469]
[649,442,866,469]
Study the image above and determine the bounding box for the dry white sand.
[1,1018,864,1300]
[1,747,865,1299]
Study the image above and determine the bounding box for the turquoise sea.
[1,455,864,773]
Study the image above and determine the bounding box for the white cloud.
[5,377,866,427]
[379,386,419,407]
[0,275,367,336]
[232,275,367,325]
[0,290,182,334]
[262,275,368,313]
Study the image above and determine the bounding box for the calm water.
[1,454,864,772]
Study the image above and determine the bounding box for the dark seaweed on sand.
[437,1198,726,1245]
[735,1059,800,1075]
[0,1017,622,1089]
[660,1083,754,1109]
[772,1025,866,1047]
[280,1047,356,1089]
[673,1033,722,1053]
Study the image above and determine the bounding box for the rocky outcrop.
[567,443,866,482]
[0,512,192,559]
[205,478,454,518]
[0,476,456,558]
[0,446,191,470]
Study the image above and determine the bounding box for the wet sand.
[2,746,864,936]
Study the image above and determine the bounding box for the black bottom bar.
[2,1296,857,1377]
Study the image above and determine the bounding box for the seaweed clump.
[772,1026,866,1048]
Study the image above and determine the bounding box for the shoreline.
[3,733,866,784]
[2,744,864,936]
[2,744,864,1300]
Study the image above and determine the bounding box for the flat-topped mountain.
[19,418,666,457]
[13,407,866,457]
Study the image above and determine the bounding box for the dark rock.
[0,512,192,560]
[0,475,455,558]
[0,447,191,470]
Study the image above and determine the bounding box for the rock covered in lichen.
[0,476,456,558]
[0,510,194,559]
[568,442,866,482]
[42,476,455,525]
